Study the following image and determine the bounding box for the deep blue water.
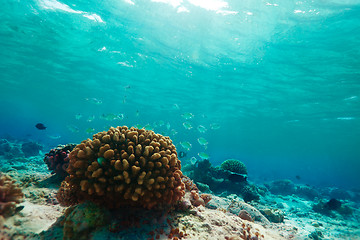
[1,0,359,188]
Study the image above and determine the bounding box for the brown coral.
[57,126,185,209]
[0,173,24,217]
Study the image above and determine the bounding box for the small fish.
[337,117,354,120]
[198,152,209,160]
[117,62,133,67]
[181,112,194,120]
[67,125,79,133]
[136,110,140,117]
[183,122,193,130]
[178,151,187,158]
[124,85,131,89]
[228,173,247,182]
[197,125,207,133]
[144,124,153,130]
[210,123,220,130]
[170,129,178,135]
[101,114,122,121]
[197,137,208,146]
[85,128,95,134]
[75,113,82,120]
[166,122,171,130]
[189,157,197,165]
[173,104,180,110]
[35,123,46,130]
[135,124,143,129]
[87,115,95,122]
[85,98,102,105]
[180,141,192,150]
[97,157,107,165]
[344,96,358,101]
[158,120,165,127]
[47,135,61,139]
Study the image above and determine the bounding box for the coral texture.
[57,126,185,209]
[44,144,77,178]
[220,159,247,175]
[0,173,24,217]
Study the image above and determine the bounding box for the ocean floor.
[1,139,360,240]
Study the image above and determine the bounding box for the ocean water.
[1,0,359,189]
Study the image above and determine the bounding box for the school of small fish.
[62,104,221,163]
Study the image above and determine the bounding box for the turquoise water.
[1,0,359,188]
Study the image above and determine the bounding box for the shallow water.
[1,0,359,188]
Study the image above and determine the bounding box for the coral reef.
[312,199,353,216]
[43,144,77,178]
[220,159,247,175]
[0,173,24,217]
[183,159,260,203]
[265,179,295,196]
[0,139,24,159]
[21,141,43,157]
[0,139,42,159]
[57,126,185,209]
[294,185,319,200]
[240,185,260,203]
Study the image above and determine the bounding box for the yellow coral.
[57,126,185,209]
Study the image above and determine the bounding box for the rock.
[21,142,42,157]
[0,139,11,154]
[238,210,253,222]
[295,185,319,200]
[228,200,270,224]
[206,195,232,210]
[312,221,320,227]
[266,179,295,196]
[260,209,284,223]
[329,188,352,200]
[309,230,324,240]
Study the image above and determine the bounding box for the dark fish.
[179,151,187,158]
[325,198,342,210]
[295,175,301,180]
[35,123,47,130]
[228,173,247,182]
[15,205,25,213]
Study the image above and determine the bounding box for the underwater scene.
[1,0,360,239]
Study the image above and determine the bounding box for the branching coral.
[0,173,24,217]
[220,159,247,175]
[57,126,185,209]
[44,144,76,178]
